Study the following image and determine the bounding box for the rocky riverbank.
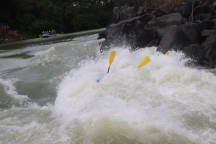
[0,30,35,44]
[98,1,216,68]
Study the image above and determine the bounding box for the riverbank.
[0,28,106,45]
[0,30,35,44]
[0,28,105,50]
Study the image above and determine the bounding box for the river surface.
[0,29,216,144]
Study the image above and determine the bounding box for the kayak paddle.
[107,51,116,73]
[97,50,116,82]
[138,56,151,68]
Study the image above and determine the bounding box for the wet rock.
[182,22,202,44]
[201,30,216,36]
[157,25,190,54]
[201,35,216,67]
[184,44,206,61]
[99,1,216,68]
[148,13,186,39]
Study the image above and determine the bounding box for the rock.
[201,35,216,67]
[201,20,214,30]
[157,25,190,54]
[193,13,210,22]
[148,13,186,39]
[113,7,120,23]
[174,2,191,19]
[99,3,216,68]
[144,8,167,17]
[97,30,106,39]
[201,30,216,36]
[184,44,206,61]
[182,22,202,44]
[100,14,154,52]
[213,18,216,26]
[113,5,144,23]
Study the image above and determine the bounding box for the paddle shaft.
[107,67,110,73]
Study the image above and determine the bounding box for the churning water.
[0,30,216,144]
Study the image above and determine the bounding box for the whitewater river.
[0,29,216,144]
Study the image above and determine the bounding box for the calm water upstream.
[0,28,216,144]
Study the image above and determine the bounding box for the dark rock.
[119,6,138,22]
[100,3,216,68]
[97,30,106,39]
[182,22,202,44]
[114,5,145,23]
[99,39,113,52]
[157,25,190,54]
[184,44,206,61]
[193,13,210,22]
[100,14,154,52]
[201,30,216,36]
[174,2,191,19]
[148,13,186,39]
[201,35,216,67]
[136,6,145,16]
[201,20,214,30]
[113,7,120,23]
[213,2,216,15]
[213,18,216,26]
[144,8,167,17]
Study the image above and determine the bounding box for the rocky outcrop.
[0,30,32,44]
[157,25,190,53]
[99,1,216,68]
[100,14,156,51]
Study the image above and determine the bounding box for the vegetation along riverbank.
[1,0,214,44]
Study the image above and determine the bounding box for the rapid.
[0,30,216,144]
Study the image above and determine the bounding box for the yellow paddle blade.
[165,51,169,56]
[109,51,116,66]
[138,56,151,68]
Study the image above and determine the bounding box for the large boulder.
[97,30,106,39]
[100,14,155,52]
[184,44,206,62]
[201,30,216,36]
[147,13,187,39]
[201,35,216,67]
[157,25,190,54]
[174,2,191,19]
[113,5,145,23]
[182,22,202,44]
[144,8,167,17]
[99,2,216,68]
[193,13,210,22]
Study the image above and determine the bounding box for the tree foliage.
[0,0,116,36]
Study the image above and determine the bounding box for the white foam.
[0,78,29,102]
[35,46,55,56]
[53,46,216,143]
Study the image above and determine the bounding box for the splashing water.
[0,33,216,144]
